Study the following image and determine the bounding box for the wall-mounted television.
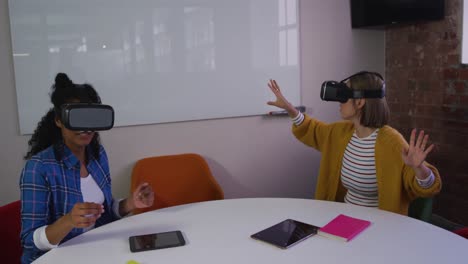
[351,0,445,28]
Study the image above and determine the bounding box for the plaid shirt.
[20,143,119,263]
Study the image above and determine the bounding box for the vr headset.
[61,103,114,131]
[320,71,385,103]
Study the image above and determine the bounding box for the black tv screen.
[351,0,445,28]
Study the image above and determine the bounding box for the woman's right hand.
[66,202,104,228]
[43,202,104,245]
[267,79,298,117]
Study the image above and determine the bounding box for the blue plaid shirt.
[20,143,119,263]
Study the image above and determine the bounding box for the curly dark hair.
[24,73,102,160]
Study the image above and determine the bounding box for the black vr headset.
[61,103,114,131]
[320,71,385,103]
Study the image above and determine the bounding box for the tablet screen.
[129,230,185,252]
[251,219,318,249]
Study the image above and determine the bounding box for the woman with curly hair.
[20,73,154,264]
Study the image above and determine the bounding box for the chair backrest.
[408,197,433,222]
[453,227,468,239]
[0,200,22,264]
[130,153,224,214]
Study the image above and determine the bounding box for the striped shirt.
[341,130,379,207]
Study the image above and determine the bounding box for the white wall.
[0,0,384,205]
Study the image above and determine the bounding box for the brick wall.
[386,0,468,225]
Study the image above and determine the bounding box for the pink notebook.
[318,214,371,242]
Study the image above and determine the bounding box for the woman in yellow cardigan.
[267,72,441,215]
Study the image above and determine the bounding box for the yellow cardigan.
[292,114,442,215]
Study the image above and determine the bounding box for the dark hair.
[349,72,389,128]
[24,73,102,160]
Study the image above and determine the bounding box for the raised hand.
[131,182,154,209]
[67,202,104,228]
[402,129,434,169]
[267,79,296,112]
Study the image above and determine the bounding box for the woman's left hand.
[132,182,154,209]
[402,128,434,169]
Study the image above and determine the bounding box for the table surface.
[34,198,468,264]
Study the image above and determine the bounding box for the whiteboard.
[9,0,301,135]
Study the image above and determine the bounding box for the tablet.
[129,230,185,253]
[251,219,318,249]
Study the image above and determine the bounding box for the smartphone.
[251,219,318,249]
[129,230,186,253]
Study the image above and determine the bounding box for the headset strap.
[352,88,385,99]
[341,71,385,99]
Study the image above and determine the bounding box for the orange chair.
[130,153,224,214]
[0,200,22,264]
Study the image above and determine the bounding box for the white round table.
[34,198,468,264]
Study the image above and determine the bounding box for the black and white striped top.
[341,130,379,207]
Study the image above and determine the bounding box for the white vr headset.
[61,103,114,131]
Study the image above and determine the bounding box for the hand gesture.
[402,129,434,169]
[267,79,293,110]
[67,202,104,228]
[132,182,154,209]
